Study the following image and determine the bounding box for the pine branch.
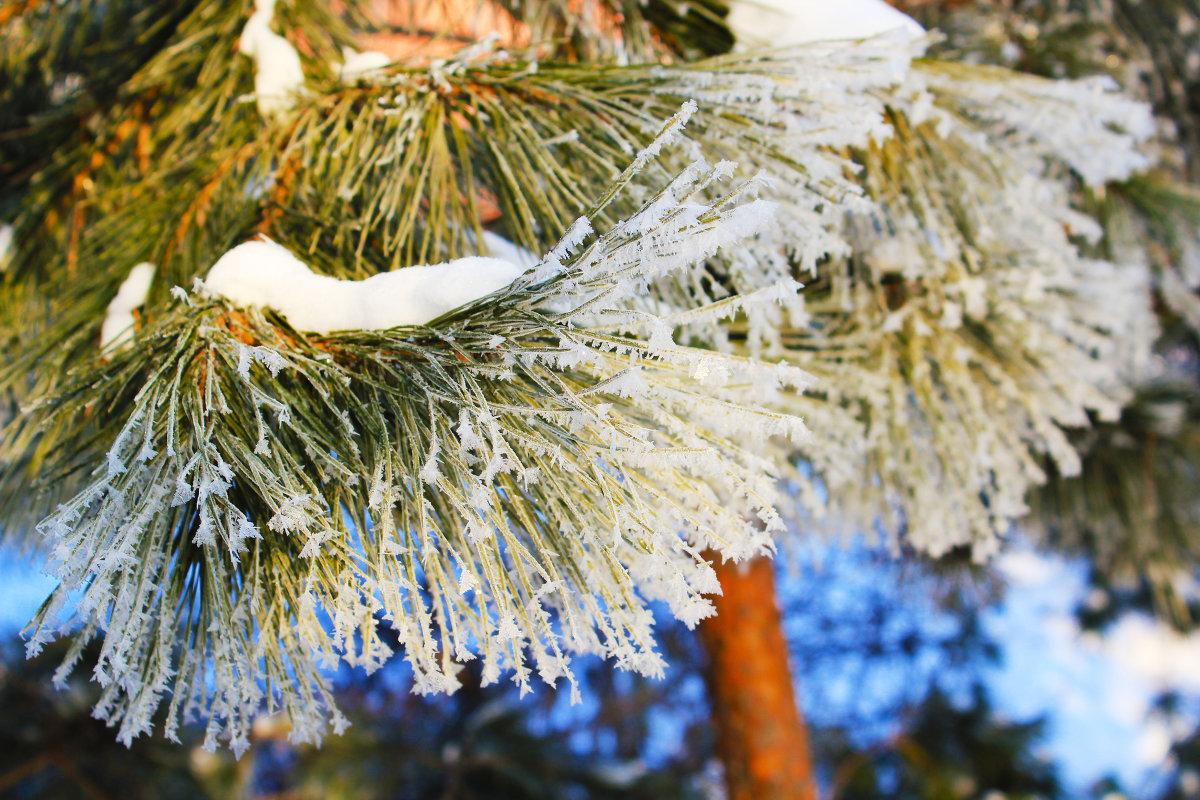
[277,44,903,269]
[496,0,734,61]
[1,35,909,432]
[0,0,1185,752]
[751,82,1157,556]
[1027,370,1200,624]
[0,0,359,272]
[6,151,811,751]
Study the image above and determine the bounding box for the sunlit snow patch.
[729,0,924,48]
[203,238,526,333]
[100,262,155,350]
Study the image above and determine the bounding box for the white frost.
[729,0,924,47]
[340,47,391,82]
[237,0,306,119]
[204,238,526,333]
[100,262,156,350]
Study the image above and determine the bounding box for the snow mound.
[0,223,12,272]
[340,47,391,82]
[237,0,305,119]
[204,238,526,333]
[729,0,924,47]
[101,262,155,350]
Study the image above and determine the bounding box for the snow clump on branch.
[203,238,526,333]
[100,262,155,350]
[339,47,391,82]
[0,223,12,272]
[728,0,924,48]
[237,0,306,119]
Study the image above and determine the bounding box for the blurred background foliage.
[895,0,1200,628]
[4,540,1193,800]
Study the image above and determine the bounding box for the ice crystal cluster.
[915,0,1200,343]
[768,54,1160,557]
[614,3,1163,556]
[907,0,1200,603]
[0,0,1175,753]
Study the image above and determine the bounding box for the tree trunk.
[699,554,817,800]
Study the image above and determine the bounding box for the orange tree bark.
[699,554,817,800]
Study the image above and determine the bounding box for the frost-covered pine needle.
[13,156,812,752]
[766,88,1158,558]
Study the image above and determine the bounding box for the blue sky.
[0,548,56,634]
[0,540,1193,796]
[984,547,1200,796]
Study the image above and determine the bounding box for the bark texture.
[699,554,817,800]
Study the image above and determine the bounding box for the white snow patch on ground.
[1103,614,1200,695]
[996,547,1060,586]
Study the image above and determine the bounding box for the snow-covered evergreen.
[21,148,813,751]
[0,0,1184,753]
